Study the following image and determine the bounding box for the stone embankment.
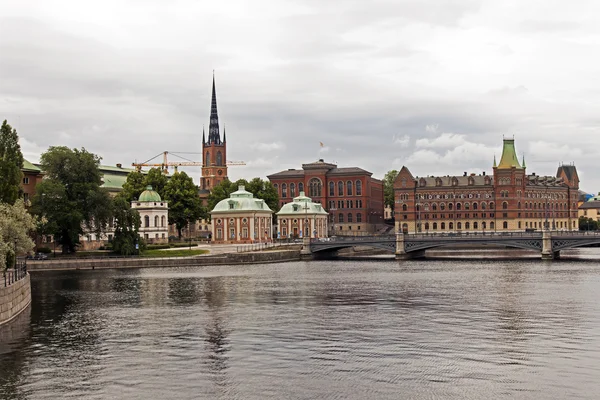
[0,273,31,326]
[26,250,301,272]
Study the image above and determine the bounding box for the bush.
[170,243,198,248]
[37,247,52,254]
[146,244,171,250]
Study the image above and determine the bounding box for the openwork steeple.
[207,73,221,145]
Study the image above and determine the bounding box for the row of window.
[403,202,496,211]
[275,179,363,198]
[205,151,224,166]
[401,213,496,219]
[144,215,167,228]
[328,199,364,209]
[332,213,363,223]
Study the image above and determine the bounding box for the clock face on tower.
[217,170,223,176]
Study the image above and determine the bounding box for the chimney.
[116,163,122,168]
[483,171,486,176]
[463,172,467,177]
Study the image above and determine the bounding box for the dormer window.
[419,178,426,187]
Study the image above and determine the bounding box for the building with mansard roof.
[268,159,384,234]
[276,191,329,239]
[393,138,580,234]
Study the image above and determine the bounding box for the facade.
[210,185,273,244]
[394,138,580,233]
[131,186,169,243]
[268,159,384,234]
[276,192,329,239]
[21,159,44,205]
[579,195,600,224]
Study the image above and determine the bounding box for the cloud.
[392,134,410,147]
[415,133,468,149]
[250,142,285,151]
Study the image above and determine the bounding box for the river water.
[3,251,600,399]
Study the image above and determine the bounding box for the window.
[329,181,335,196]
[490,222,495,230]
[441,222,446,229]
[154,216,159,227]
[144,215,150,227]
[298,183,304,193]
[457,222,462,230]
[425,222,430,230]
[338,181,344,196]
[473,222,478,229]
[449,222,454,230]
[357,213,362,222]
[161,216,166,227]
[348,213,353,223]
[502,202,508,210]
[282,183,287,198]
[290,183,296,197]
[23,192,29,202]
[23,177,30,185]
[309,178,322,197]
[339,213,344,223]
[216,151,223,166]
[465,222,470,229]
[347,181,353,196]
[229,228,235,239]
[433,222,437,230]
[205,152,210,166]
[503,221,508,229]
[356,180,362,196]
[402,204,407,211]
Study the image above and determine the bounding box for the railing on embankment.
[1,261,31,326]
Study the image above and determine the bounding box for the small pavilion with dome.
[131,185,169,243]
[276,191,328,239]
[210,185,273,244]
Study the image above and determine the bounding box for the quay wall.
[26,250,301,272]
[0,274,31,326]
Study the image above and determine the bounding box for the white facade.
[131,186,169,243]
[277,192,328,239]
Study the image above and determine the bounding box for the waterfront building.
[276,191,328,239]
[268,159,384,234]
[21,159,44,205]
[394,138,580,233]
[131,186,169,243]
[210,185,273,244]
[579,195,600,224]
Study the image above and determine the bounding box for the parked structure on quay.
[393,138,580,233]
[268,160,384,234]
[210,185,273,244]
[276,191,328,239]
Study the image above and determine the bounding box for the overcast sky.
[1,0,599,192]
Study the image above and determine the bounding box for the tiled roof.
[557,165,577,181]
[579,201,600,209]
[268,166,374,178]
[267,169,305,178]
[416,175,493,187]
[526,175,565,187]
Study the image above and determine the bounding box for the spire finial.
[223,124,226,143]
[493,154,497,168]
[522,154,526,168]
[208,73,221,145]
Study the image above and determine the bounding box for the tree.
[0,120,24,204]
[579,216,598,231]
[32,147,112,253]
[144,168,168,198]
[207,177,280,216]
[118,170,146,202]
[111,197,142,255]
[162,171,206,238]
[0,199,36,271]
[383,169,398,217]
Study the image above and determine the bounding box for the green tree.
[119,170,146,202]
[144,168,168,198]
[163,171,206,238]
[0,120,24,204]
[111,197,142,255]
[0,199,36,271]
[32,147,112,253]
[207,179,237,212]
[579,216,598,231]
[383,169,398,217]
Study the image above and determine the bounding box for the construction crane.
[132,151,245,174]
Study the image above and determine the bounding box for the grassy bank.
[140,249,210,258]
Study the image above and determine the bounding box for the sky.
[1,0,599,192]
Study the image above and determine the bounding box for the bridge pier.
[395,232,425,260]
[300,236,313,260]
[541,230,556,260]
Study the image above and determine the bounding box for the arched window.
[339,213,344,223]
[490,202,495,210]
[348,213,353,223]
[448,203,453,210]
[144,215,150,227]
[503,221,508,229]
[290,183,296,198]
[449,222,454,230]
[433,222,438,230]
[402,204,407,211]
[473,222,478,229]
[473,202,478,210]
[357,213,362,222]
[338,181,344,196]
[425,222,429,230]
[502,202,508,210]
[441,222,446,229]
[482,221,486,229]
[347,181,353,196]
[457,222,462,230]
[432,203,437,211]
[465,222,470,229]
[440,203,446,211]
[329,182,335,196]
[309,178,322,197]
[161,216,166,227]
[298,182,304,193]
[282,183,287,198]
[465,203,470,210]
[154,216,159,227]
[216,151,223,166]
[456,203,462,210]
[356,180,362,196]
[518,201,521,209]
[205,152,210,166]
[490,222,495,230]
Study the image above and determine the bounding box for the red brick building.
[393,138,580,233]
[268,159,384,234]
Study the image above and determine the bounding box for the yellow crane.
[132,151,245,174]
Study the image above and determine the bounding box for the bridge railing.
[3,261,27,288]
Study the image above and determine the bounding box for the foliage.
[383,169,398,215]
[162,171,206,238]
[118,170,146,202]
[0,120,24,205]
[579,216,598,231]
[111,196,142,255]
[37,247,52,254]
[144,168,168,198]
[32,147,112,253]
[0,199,36,270]
[207,177,280,215]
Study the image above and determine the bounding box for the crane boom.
[132,151,245,173]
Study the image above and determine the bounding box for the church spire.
[208,72,221,145]
[522,154,526,168]
[202,126,206,146]
[223,125,226,143]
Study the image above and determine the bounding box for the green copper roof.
[211,185,273,213]
[497,139,522,169]
[138,185,162,202]
[22,159,41,173]
[277,192,328,216]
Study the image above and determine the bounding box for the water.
[3,251,600,399]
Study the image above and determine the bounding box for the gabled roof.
[22,159,42,173]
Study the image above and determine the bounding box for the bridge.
[307,231,600,260]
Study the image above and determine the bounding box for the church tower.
[201,74,228,190]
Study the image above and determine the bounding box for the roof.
[22,159,42,173]
[139,185,162,202]
[415,174,493,187]
[557,165,578,181]
[579,201,600,210]
[211,185,273,214]
[526,175,566,187]
[277,192,328,216]
[99,165,148,191]
[268,165,374,179]
[497,139,522,169]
